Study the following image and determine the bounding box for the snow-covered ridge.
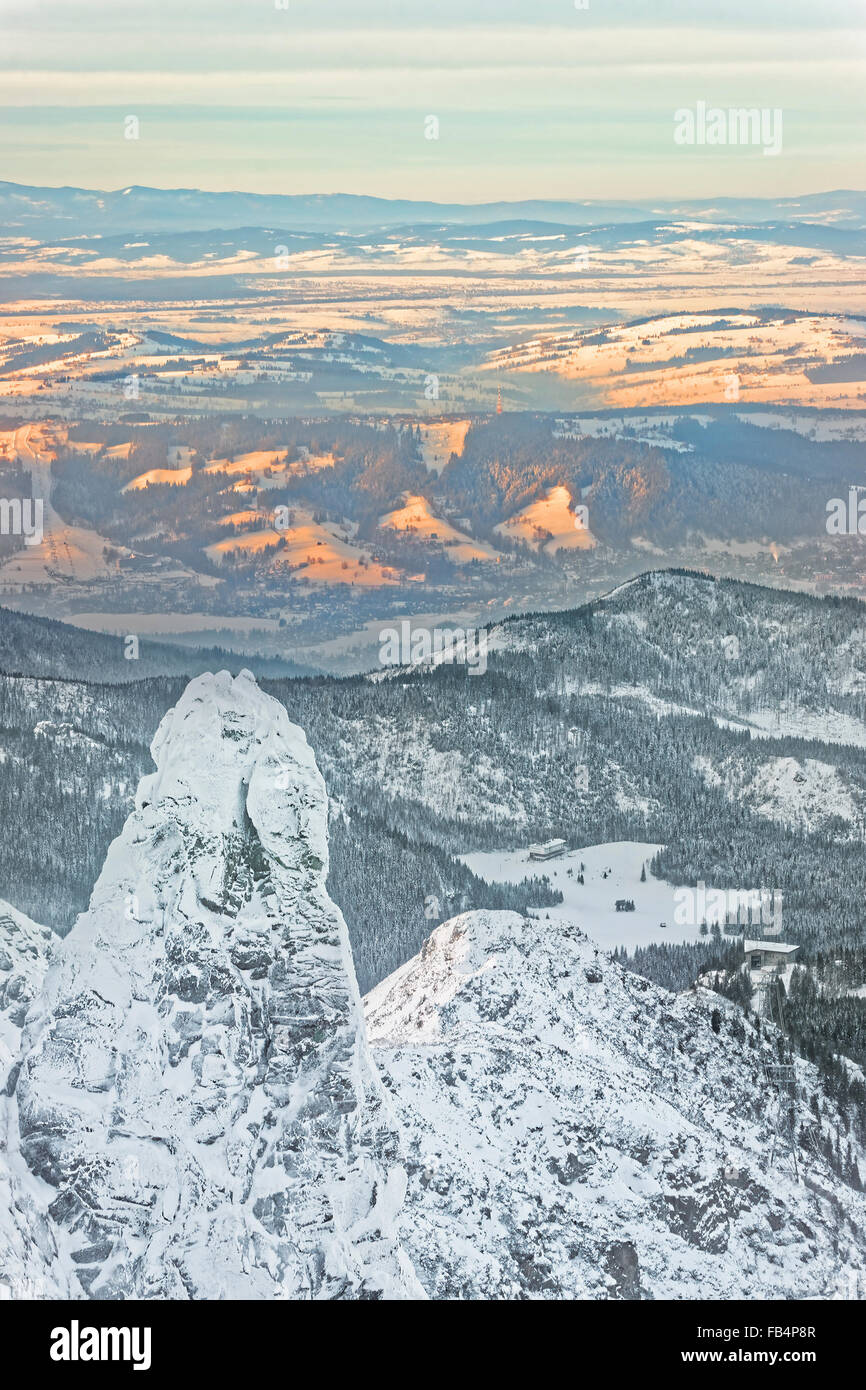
[367,909,866,1300]
[4,670,420,1300]
[486,571,866,751]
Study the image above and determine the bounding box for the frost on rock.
[0,901,69,1299]
[366,909,866,1300]
[9,670,420,1300]
[0,900,55,1077]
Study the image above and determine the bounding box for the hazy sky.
[1,0,864,200]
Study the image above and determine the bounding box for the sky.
[0,0,864,201]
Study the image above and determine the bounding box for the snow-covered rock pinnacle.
[9,670,420,1299]
[366,909,866,1300]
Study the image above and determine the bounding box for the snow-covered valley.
[461,841,705,951]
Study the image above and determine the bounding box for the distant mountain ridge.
[0,606,313,682]
[2,181,865,235]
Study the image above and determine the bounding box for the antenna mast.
[762,976,801,1181]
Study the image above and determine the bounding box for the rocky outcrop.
[0,901,66,1299]
[7,670,420,1300]
[366,909,866,1299]
[0,901,55,1083]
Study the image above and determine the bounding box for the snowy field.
[461,840,707,952]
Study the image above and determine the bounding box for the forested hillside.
[2,570,866,992]
[0,605,309,681]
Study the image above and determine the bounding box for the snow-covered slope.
[0,901,55,1082]
[366,909,866,1300]
[692,753,860,834]
[5,670,420,1299]
[0,902,66,1299]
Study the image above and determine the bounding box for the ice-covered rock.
[9,670,420,1299]
[366,909,866,1299]
[0,900,55,1085]
[0,901,67,1299]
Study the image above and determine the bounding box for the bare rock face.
[366,909,866,1300]
[9,670,420,1300]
